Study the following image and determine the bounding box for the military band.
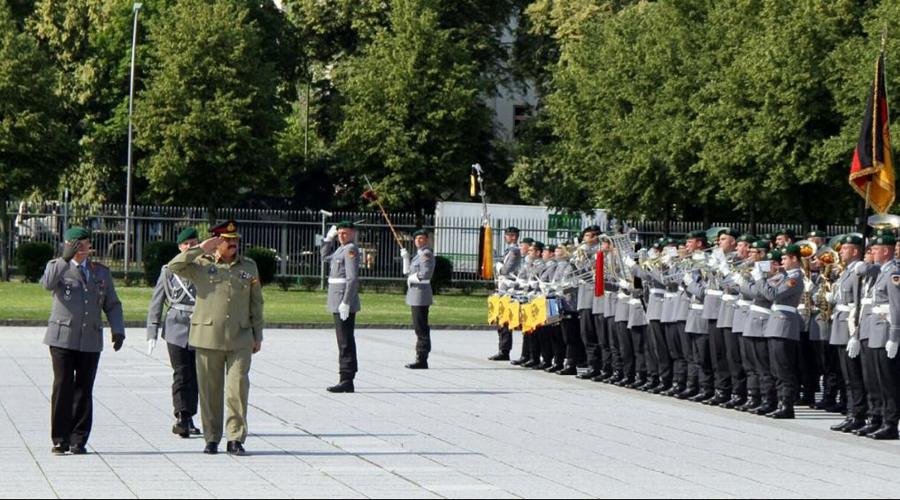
[488,220,900,440]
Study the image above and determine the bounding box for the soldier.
[532,243,558,370]
[756,244,806,419]
[660,238,686,396]
[513,238,538,366]
[829,234,870,434]
[733,240,769,412]
[743,249,781,415]
[552,244,585,374]
[490,227,521,361]
[321,221,362,393]
[675,238,700,400]
[704,228,738,407]
[718,231,752,409]
[684,231,715,402]
[576,227,602,379]
[42,227,125,455]
[854,242,884,436]
[626,240,670,393]
[622,244,650,390]
[775,228,796,249]
[168,221,264,455]
[401,230,436,370]
[147,227,202,438]
[598,238,624,384]
[864,234,900,440]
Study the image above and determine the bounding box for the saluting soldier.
[854,241,884,437]
[42,227,125,455]
[147,227,202,438]
[167,221,264,456]
[401,230,437,370]
[490,227,522,361]
[321,221,362,393]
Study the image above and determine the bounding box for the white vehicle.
[434,201,607,276]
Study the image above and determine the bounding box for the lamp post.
[124,2,142,283]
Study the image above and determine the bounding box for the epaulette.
[90,262,109,271]
[242,256,256,264]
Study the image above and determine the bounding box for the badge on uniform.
[240,271,252,281]
[893,274,900,286]
[64,287,72,301]
[348,250,356,259]
[787,279,796,288]
[208,267,217,274]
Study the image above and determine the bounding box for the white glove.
[623,256,636,268]
[401,248,411,274]
[804,279,813,293]
[338,302,351,321]
[326,225,339,241]
[825,291,834,303]
[618,279,630,291]
[147,339,157,356]
[846,338,861,359]
[733,274,745,287]
[408,274,421,286]
[517,278,528,288]
[718,262,730,276]
[495,262,503,275]
[400,248,410,259]
[683,273,693,287]
[887,340,899,359]
[751,268,763,282]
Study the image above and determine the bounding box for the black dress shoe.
[834,417,867,433]
[189,419,201,436]
[606,372,625,384]
[627,378,646,390]
[721,396,746,410]
[577,370,600,380]
[203,443,218,455]
[768,404,795,420]
[676,388,700,400]
[662,385,683,397]
[557,366,577,376]
[51,444,69,455]
[616,378,635,387]
[173,413,191,438]
[853,419,883,437]
[227,441,246,455]
[327,380,355,393]
[511,358,528,366]
[753,402,778,416]
[405,360,429,369]
[488,353,510,362]
[737,398,761,412]
[650,384,671,395]
[545,364,564,373]
[70,444,88,455]
[522,360,540,368]
[867,425,900,440]
[815,398,838,412]
[706,392,731,406]
[639,380,660,392]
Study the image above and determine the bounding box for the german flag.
[850,53,895,216]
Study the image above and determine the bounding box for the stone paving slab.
[1,326,900,499]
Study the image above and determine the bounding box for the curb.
[0,320,495,331]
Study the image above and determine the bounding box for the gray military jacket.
[577,244,599,311]
[500,244,521,277]
[741,275,775,339]
[830,260,864,346]
[614,282,631,323]
[41,258,125,353]
[686,272,708,334]
[632,263,665,322]
[863,261,896,348]
[604,274,619,318]
[552,259,578,313]
[406,246,436,307]
[676,287,690,322]
[716,274,740,329]
[147,266,197,349]
[732,273,754,334]
[626,280,648,329]
[322,239,361,313]
[760,268,804,341]
[858,266,879,342]
[660,283,679,324]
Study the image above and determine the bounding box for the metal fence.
[3,201,861,284]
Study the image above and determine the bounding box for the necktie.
[80,263,89,283]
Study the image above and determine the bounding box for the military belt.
[722,294,738,302]
[628,299,642,306]
[736,299,753,307]
[772,305,798,314]
[835,305,852,313]
[665,292,678,298]
[617,292,629,299]
[650,288,666,296]
[690,304,704,311]
[707,290,724,297]
[861,298,874,305]
[329,278,348,284]
[170,303,194,313]
[750,305,772,315]
[873,304,891,315]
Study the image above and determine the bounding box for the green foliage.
[432,255,453,294]
[142,241,179,287]
[244,247,278,285]
[15,242,54,282]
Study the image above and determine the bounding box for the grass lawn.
[0,282,489,326]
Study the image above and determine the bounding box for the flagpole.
[863,25,889,236]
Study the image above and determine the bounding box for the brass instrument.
[815,246,841,321]
[868,214,900,231]
[797,239,818,313]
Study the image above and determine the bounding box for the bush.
[244,247,277,285]
[432,255,453,294]
[16,242,55,283]
[143,241,180,287]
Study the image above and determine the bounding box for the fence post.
[280,222,288,277]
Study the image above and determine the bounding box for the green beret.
[776,228,796,239]
[764,233,776,241]
[782,244,802,258]
[841,234,865,246]
[336,220,356,229]
[533,241,545,252]
[413,229,429,238]
[176,227,199,245]
[872,234,897,246]
[687,230,706,240]
[548,244,558,252]
[737,234,757,244]
[506,226,520,235]
[874,228,897,237]
[652,242,664,250]
[64,227,90,242]
[752,240,771,251]
[719,227,741,239]
[767,250,783,261]
[664,238,677,247]
[808,230,828,238]
[676,239,686,246]
[522,238,535,245]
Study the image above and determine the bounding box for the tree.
[334,0,494,219]
[0,1,73,280]
[134,0,286,219]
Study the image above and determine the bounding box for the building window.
[513,105,532,138]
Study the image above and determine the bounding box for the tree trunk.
[0,200,9,282]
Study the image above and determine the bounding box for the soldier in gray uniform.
[660,239,685,396]
[490,227,522,361]
[738,249,780,414]
[718,234,755,409]
[758,245,805,419]
[627,240,670,393]
[732,240,768,411]
[42,227,125,455]
[512,238,537,366]
[401,230,436,370]
[705,228,738,407]
[867,234,900,440]
[829,235,870,433]
[147,227,202,438]
[552,244,584,374]
[322,221,362,393]
[532,243,558,370]
[598,244,624,383]
[675,239,700,399]
[575,227,602,379]
[854,243,884,436]
[684,231,715,402]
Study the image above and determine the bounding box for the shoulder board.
[50,259,58,264]
[90,262,109,271]
[242,256,256,264]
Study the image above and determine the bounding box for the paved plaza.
[2,326,900,499]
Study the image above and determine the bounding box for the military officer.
[167,221,264,455]
[147,227,202,438]
[42,227,125,455]
[490,227,522,361]
[864,234,900,440]
[321,220,362,393]
[401,230,436,370]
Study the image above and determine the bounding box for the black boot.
[832,416,866,433]
[405,356,429,370]
[721,395,746,410]
[752,399,778,416]
[704,391,731,406]
[689,390,715,403]
[557,363,578,376]
[768,402,795,419]
[328,375,355,394]
[737,397,761,413]
[511,356,529,366]
[173,412,191,438]
[676,387,700,400]
[853,417,883,437]
[577,369,601,380]
[815,395,838,412]
[606,371,625,384]
[489,353,510,361]
[867,424,900,440]
[663,385,683,397]
[546,363,564,373]
[628,377,647,390]
[188,418,201,436]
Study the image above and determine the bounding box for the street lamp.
[124,2,141,282]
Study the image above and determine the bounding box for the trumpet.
[796,240,818,313]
